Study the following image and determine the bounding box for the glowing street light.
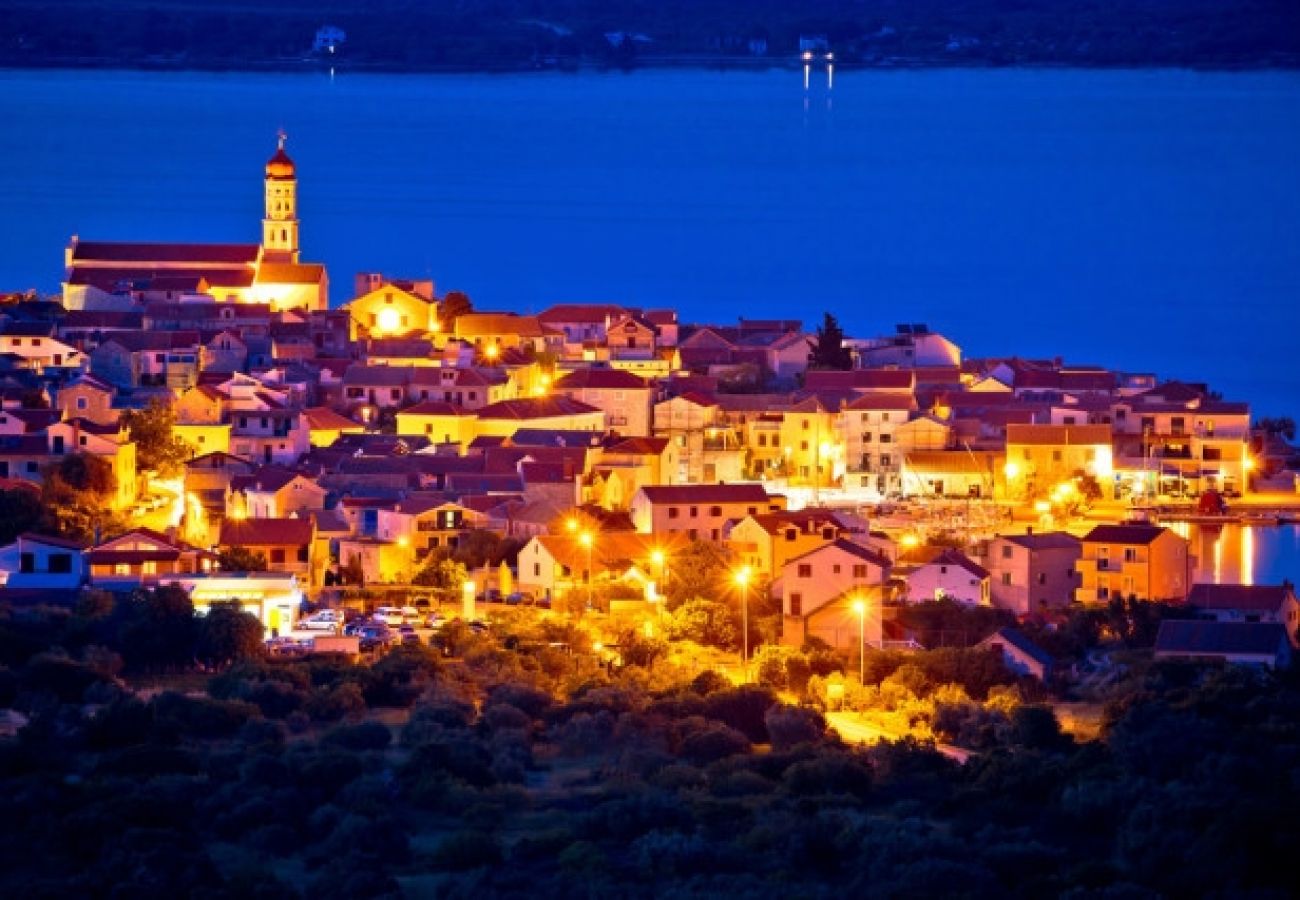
[851,597,866,686]
[484,343,500,361]
[734,566,751,682]
[579,530,594,611]
[462,578,476,620]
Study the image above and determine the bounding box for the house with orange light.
[228,467,327,519]
[86,528,219,590]
[629,483,786,541]
[344,282,439,339]
[218,516,316,584]
[554,367,654,437]
[1075,524,1191,604]
[773,539,892,650]
[582,436,679,510]
[728,509,884,580]
[453,312,553,354]
[1004,423,1115,500]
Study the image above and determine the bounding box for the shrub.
[783,752,873,799]
[321,721,392,751]
[429,829,502,870]
[702,685,777,742]
[675,718,751,765]
[764,704,826,751]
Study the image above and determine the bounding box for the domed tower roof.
[265,132,295,180]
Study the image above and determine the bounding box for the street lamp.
[851,597,866,686]
[733,566,751,682]
[579,531,594,611]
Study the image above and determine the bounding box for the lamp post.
[579,531,594,611]
[650,548,667,618]
[851,597,866,686]
[461,578,476,622]
[734,566,751,682]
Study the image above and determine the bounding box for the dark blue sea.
[0,67,1297,417]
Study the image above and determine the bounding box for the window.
[390,389,401,400]
[797,564,812,578]
[802,419,809,431]
[862,432,873,443]
[879,434,892,444]
[789,593,802,616]
[114,563,130,576]
[533,563,540,577]
[689,506,698,518]
[667,507,679,519]
[19,552,35,573]
[1123,547,1137,563]
[1052,450,1062,462]
[880,455,891,468]
[785,530,797,542]
[142,560,157,576]
[76,397,87,410]
[1001,572,1013,586]
[852,565,867,578]
[1037,573,1047,585]
[832,564,841,574]
[270,548,286,564]
[800,441,809,451]
[1001,545,1013,559]
[709,506,722,517]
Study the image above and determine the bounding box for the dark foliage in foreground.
[0,604,1296,897]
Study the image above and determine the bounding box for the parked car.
[299,610,343,631]
[480,589,503,604]
[373,606,405,626]
[398,624,421,646]
[426,612,447,629]
[505,591,534,606]
[399,606,421,622]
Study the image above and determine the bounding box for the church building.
[62,135,329,313]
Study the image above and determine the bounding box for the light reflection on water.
[1178,523,1300,586]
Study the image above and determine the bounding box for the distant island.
[2,0,1298,73]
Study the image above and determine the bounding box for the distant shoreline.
[1,56,1298,77]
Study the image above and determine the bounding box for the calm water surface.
[1175,522,1300,587]
[1,68,1297,412]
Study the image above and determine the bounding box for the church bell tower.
[263,131,300,263]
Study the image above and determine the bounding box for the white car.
[299,610,343,631]
[373,606,406,627]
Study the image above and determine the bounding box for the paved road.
[825,711,973,764]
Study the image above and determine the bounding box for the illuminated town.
[1,136,1297,896]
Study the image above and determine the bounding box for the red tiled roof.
[476,397,601,420]
[554,368,649,390]
[538,303,628,324]
[1187,584,1293,613]
[1005,424,1113,446]
[219,517,313,547]
[1082,524,1170,545]
[637,484,773,504]
[71,241,260,265]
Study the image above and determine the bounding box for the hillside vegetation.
[0,0,1297,71]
